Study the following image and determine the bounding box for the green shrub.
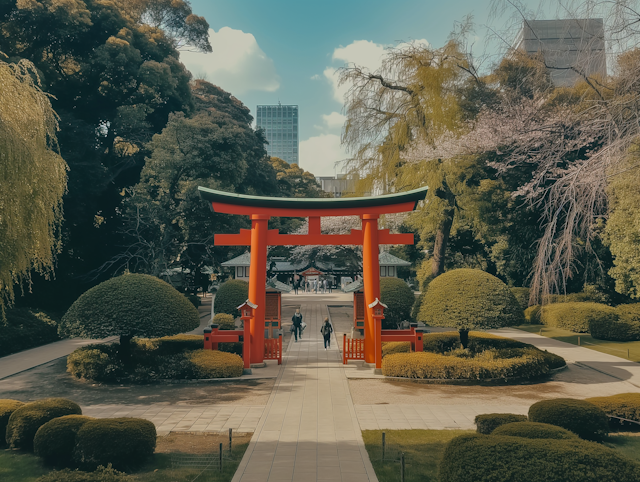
[67,345,124,382]
[539,350,567,369]
[544,285,610,305]
[0,399,24,446]
[382,348,549,380]
[422,332,460,353]
[6,398,82,450]
[539,302,616,333]
[35,465,132,482]
[34,415,94,466]
[590,304,640,341]
[586,393,640,422]
[73,418,156,471]
[59,273,200,349]
[418,269,524,348]
[213,279,249,318]
[410,291,425,322]
[465,332,528,352]
[187,350,243,378]
[185,294,200,308]
[474,413,528,434]
[381,342,411,358]
[528,398,609,441]
[524,305,541,323]
[213,313,236,329]
[492,421,578,439]
[148,334,204,355]
[510,287,530,310]
[439,433,640,482]
[379,277,415,328]
[0,308,60,357]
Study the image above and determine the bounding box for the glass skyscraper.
[256,104,299,164]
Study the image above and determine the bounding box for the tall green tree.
[0,57,67,316]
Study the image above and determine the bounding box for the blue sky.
[183,0,502,176]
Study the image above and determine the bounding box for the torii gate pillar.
[248,214,269,363]
[362,214,381,364]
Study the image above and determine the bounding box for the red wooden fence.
[343,334,365,364]
[264,335,283,365]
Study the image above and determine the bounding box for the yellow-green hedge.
[510,287,530,310]
[586,393,640,422]
[381,349,549,380]
[492,421,578,440]
[34,415,94,466]
[381,342,411,358]
[524,305,541,323]
[474,413,528,434]
[135,334,204,355]
[540,302,616,333]
[213,313,236,329]
[0,399,24,447]
[528,398,609,441]
[187,350,243,378]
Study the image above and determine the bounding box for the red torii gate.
[198,186,428,368]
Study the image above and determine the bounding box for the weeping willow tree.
[0,57,67,317]
[340,40,479,279]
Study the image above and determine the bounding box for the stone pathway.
[232,296,377,482]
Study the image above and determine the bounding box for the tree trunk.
[459,329,469,350]
[119,334,133,366]
[431,179,456,278]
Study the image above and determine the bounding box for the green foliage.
[418,269,524,330]
[411,290,426,321]
[528,398,609,441]
[586,393,640,422]
[73,418,156,471]
[67,346,124,382]
[492,422,578,440]
[185,294,200,308]
[35,465,131,482]
[539,302,617,333]
[213,313,236,330]
[6,398,82,451]
[213,280,249,319]
[59,274,200,340]
[0,308,60,357]
[381,342,411,358]
[0,399,24,446]
[474,413,528,434]
[438,433,640,482]
[34,415,94,466]
[591,304,640,341]
[524,305,541,323]
[379,277,415,328]
[137,334,204,355]
[422,332,461,353]
[187,350,244,378]
[510,287,530,310]
[0,57,67,316]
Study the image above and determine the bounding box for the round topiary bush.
[187,350,244,378]
[418,269,524,348]
[59,274,200,363]
[492,421,578,440]
[0,399,24,446]
[34,415,94,466]
[589,304,640,341]
[586,392,640,422]
[379,277,415,329]
[35,466,131,482]
[474,413,528,434]
[6,398,82,450]
[528,398,609,441]
[213,313,236,330]
[539,302,616,333]
[73,418,156,471]
[510,287,530,310]
[213,279,249,319]
[438,433,640,482]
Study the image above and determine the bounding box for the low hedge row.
[421,332,529,355]
[474,413,528,434]
[439,434,640,482]
[589,304,640,341]
[187,350,243,378]
[213,313,236,329]
[528,398,609,441]
[0,308,60,357]
[492,421,578,440]
[381,342,411,358]
[34,415,94,466]
[586,392,640,422]
[36,466,131,482]
[524,305,541,323]
[539,302,616,333]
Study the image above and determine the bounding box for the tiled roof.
[221,251,251,266]
[378,251,411,266]
[267,279,293,292]
[343,278,363,293]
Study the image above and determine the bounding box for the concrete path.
[232,295,377,482]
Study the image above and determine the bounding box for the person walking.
[320,317,333,349]
[293,278,299,295]
[292,308,303,342]
[323,278,328,294]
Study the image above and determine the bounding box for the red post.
[211,324,219,351]
[362,214,381,364]
[415,331,423,352]
[248,214,269,363]
[243,316,251,370]
[278,333,283,365]
[374,317,382,369]
[343,334,347,364]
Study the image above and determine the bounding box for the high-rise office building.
[513,19,606,87]
[256,104,299,164]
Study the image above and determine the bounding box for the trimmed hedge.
[67,345,124,382]
[59,273,200,340]
[524,305,541,324]
[492,421,578,440]
[0,399,24,446]
[539,302,616,333]
[586,393,640,422]
[185,294,201,308]
[213,279,248,318]
[34,415,94,466]
[422,332,460,353]
[589,304,640,341]
[381,342,411,358]
[528,398,609,441]
[35,466,131,482]
[439,433,640,482]
[73,418,156,471]
[474,413,528,434]
[6,398,82,450]
[465,332,528,352]
[136,334,204,355]
[510,287,530,310]
[379,277,415,328]
[187,350,244,378]
[213,313,236,330]
[418,269,524,331]
[1,308,60,357]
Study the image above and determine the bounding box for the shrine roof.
[343,278,364,293]
[379,252,411,267]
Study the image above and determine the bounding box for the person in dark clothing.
[320,317,333,349]
[293,279,299,294]
[292,309,303,341]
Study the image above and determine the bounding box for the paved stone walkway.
[232,297,377,482]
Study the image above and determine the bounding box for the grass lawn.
[516,324,640,362]
[363,430,640,482]
[0,433,251,482]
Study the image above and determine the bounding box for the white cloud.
[299,134,349,177]
[180,27,279,94]
[322,112,346,130]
